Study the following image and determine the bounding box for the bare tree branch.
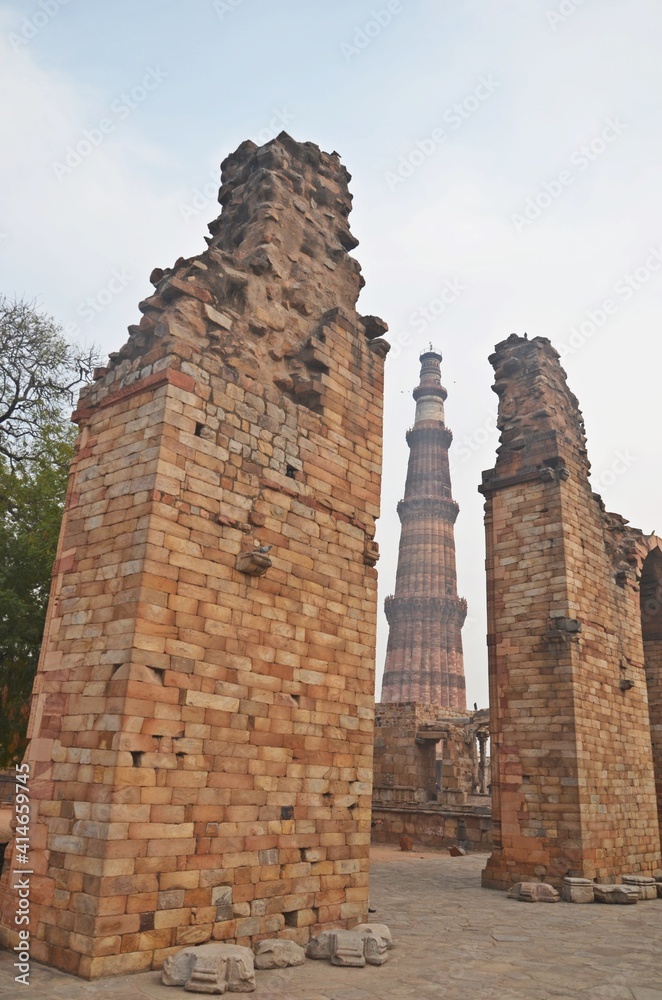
[0,297,100,466]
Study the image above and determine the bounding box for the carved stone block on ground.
[507,881,560,902]
[562,877,594,903]
[331,930,366,967]
[307,923,393,967]
[162,943,256,993]
[622,876,658,900]
[593,885,639,904]
[253,939,306,969]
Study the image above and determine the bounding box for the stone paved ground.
[1,848,661,999]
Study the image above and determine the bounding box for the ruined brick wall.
[481,334,661,889]
[372,703,440,806]
[372,703,492,849]
[371,806,492,851]
[0,134,389,977]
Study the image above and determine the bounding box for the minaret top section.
[413,348,447,425]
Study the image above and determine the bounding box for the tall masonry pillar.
[381,349,467,708]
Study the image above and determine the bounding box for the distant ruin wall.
[372,702,492,850]
[480,334,661,890]
[0,134,389,977]
[371,806,492,852]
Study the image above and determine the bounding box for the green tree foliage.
[0,298,97,765]
[0,423,75,765]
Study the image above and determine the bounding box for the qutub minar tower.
[381,348,467,709]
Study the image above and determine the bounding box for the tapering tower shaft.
[382,350,467,708]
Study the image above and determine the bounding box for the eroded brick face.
[481,334,662,890]
[0,134,389,978]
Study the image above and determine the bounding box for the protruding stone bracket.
[364,538,380,566]
[236,551,272,576]
[544,617,582,643]
[540,459,570,482]
[369,337,390,358]
[362,315,389,341]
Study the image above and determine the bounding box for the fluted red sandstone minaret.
[381,349,467,708]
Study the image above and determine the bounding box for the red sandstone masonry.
[480,334,661,890]
[0,134,389,978]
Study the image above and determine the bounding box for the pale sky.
[2,0,661,707]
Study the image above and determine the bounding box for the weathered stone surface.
[0,132,389,976]
[306,929,336,961]
[354,923,393,966]
[480,334,662,892]
[507,882,560,902]
[561,877,594,903]
[622,876,658,900]
[354,923,394,951]
[381,351,467,708]
[307,924,393,967]
[162,943,255,993]
[330,930,366,967]
[593,885,639,904]
[253,939,306,969]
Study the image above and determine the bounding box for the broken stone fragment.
[306,929,336,961]
[204,303,233,330]
[561,877,594,903]
[235,551,271,577]
[593,884,639,904]
[361,315,389,340]
[354,922,394,965]
[621,875,658,899]
[161,943,256,993]
[253,939,306,969]
[506,881,560,902]
[330,930,366,967]
[306,924,393,967]
[449,845,467,857]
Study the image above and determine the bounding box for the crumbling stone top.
[79,132,384,413]
[211,132,363,311]
[488,334,590,479]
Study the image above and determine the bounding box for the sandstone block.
[507,882,560,903]
[162,942,255,993]
[621,875,658,900]
[593,884,639,904]
[561,877,594,903]
[253,938,306,969]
